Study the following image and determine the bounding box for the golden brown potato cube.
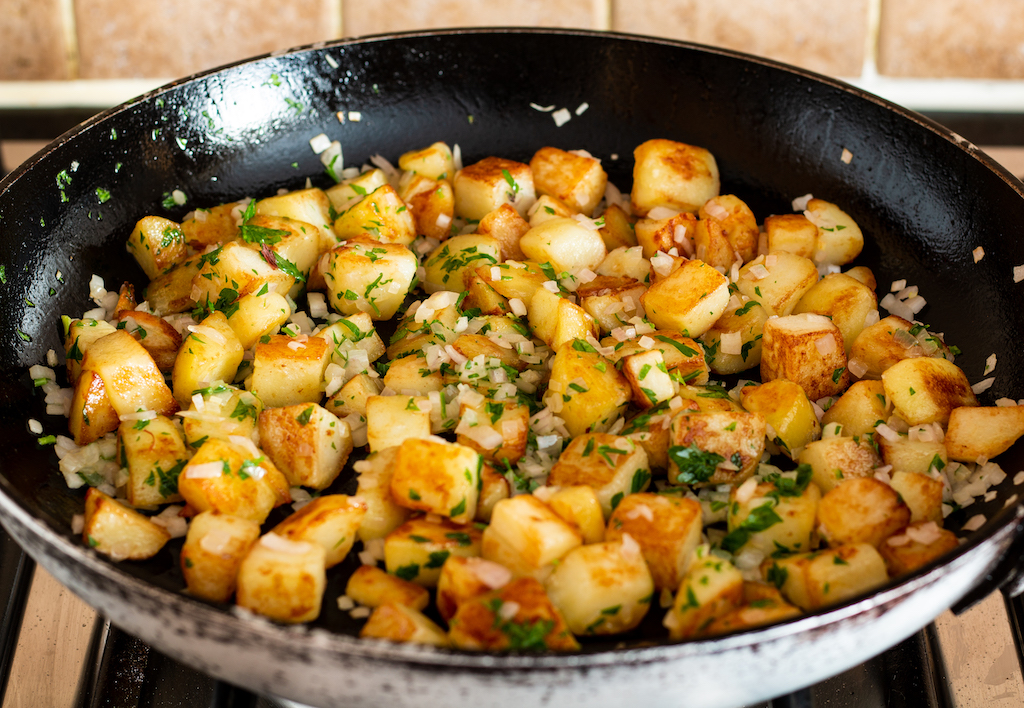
[699,195,758,262]
[945,405,1024,462]
[258,403,352,490]
[82,488,171,561]
[577,276,647,335]
[849,315,953,380]
[882,357,977,426]
[178,438,290,524]
[761,313,849,401]
[326,372,383,419]
[477,260,549,308]
[360,603,449,646]
[701,597,802,637]
[180,203,240,249]
[597,203,638,252]
[127,216,187,279]
[519,217,608,274]
[879,523,960,576]
[821,379,892,437]
[64,318,118,385]
[740,379,821,459]
[476,204,529,260]
[191,241,294,308]
[365,395,432,452]
[606,493,702,590]
[457,398,529,464]
[272,495,366,567]
[236,533,327,623]
[389,437,482,524]
[724,471,821,557]
[528,194,576,227]
[805,198,864,266]
[354,448,412,542]
[889,470,944,524]
[450,332,525,372]
[545,539,653,636]
[317,312,386,367]
[701,297,768,375]
[345,564,429,611]
[529,146,608,216]
[663,546,744,640]
[528,288,598,350]
[845,265,877,291]
[482,496,582,582]
[180,385,261,450]
[674,384,743,413]
[878,435,946,476]
[144,254,204,316]
[765,214,817,259]
[448,577,579,651]
[477,464,511,523]
[634,212,697,260]
[641,259,730,338]
[767,543,888,611]
[384,516,483,587]
[180,511,260,602]
[549,434,651,517]
[116,311,182,373]
[622,349,679,409]
[631,139,719,216]
[736,252,819,317]
[793,273,878,356]
[172,312,245,407]
[604,330,709,385]
[463,269,511,315]
[244,214,320,278]
[544,485,605,544]
[83,329,178,418]
[423,234,501,293]
[620,411,672,471]
[326,169,389,216]
[399,141,454,181]
[400,175,455,241]
[69,370,120,446]
[332,184,417,246]
[225,291,291,351]
[436,556,513,621]
[249,335,329,409]
[542,340,630,437]
[382,354,442,397]
[118,415,187,507]
[668,411,766,486]
[798,436,882,494]
[256,187,334,252]
[817,477,910,547]
[323,238,418,320]
[693,216,738,269]
[454,156,536,220]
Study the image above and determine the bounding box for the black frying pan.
[1,29,1024,708]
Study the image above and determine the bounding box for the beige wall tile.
[342,0,595,37]
[877,0,1024,78]
[74,0,341,79]
[613,0,868,77]
[0,0,70,80]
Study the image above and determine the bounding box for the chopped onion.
[972,377,995,394]
[874,423,900,442]
[735,477,758,505]
[185,461,224,479]
[814,334,837,356]
[647,206,680,221]
[791,194,813,212]
[260,533,315,555]
[720,331,743,355]
[962,514,986,532]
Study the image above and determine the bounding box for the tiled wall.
[2,0,1024,83]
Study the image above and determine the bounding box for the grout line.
[593,0,612,31]
[862,0,883,79]
[57,0,80,80]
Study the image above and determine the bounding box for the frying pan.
[1,28,1024,708]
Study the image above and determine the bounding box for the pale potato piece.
[528,194,576,227]
[641,259,730,338]
[664,546,744,640]
[821,380,892,437]
[249,335,329,409]
[476,464,511,523]
[69,370,120,445]
[724,472,821,557]
[398,141,455,181]
[889,470,944,524]
[598,245,651,283]
[541,340,630,437]
[399,175,455,241]
[805,198,864,266]
[389,437,482,524]
[602,330,709,386]
[180,202,240,249]
[171,312,244,407]
[548,434,650,517]
[258,403,352,490]
[332,184,416,246]
[345,564,429,611]
[476,260,549,307]
[476,203,530,261]
[178,438,290,524]
[817,477,910,547]
[519,217,607,274]
[765,543,888,610]
[243,214,321,278]
[360,603,449,646]
[456,397,529,464]
[354,448,412,542]
[765,214,816,259]
[798,436,882,494]
[879,523,960,576]
[529,146,608,216]
[881,357,977,425]
[144,254,204,316]
[760,313,849,401]
[545,485,605,545]
[740,379,821,459]
[577,276,647,335]
[224,291,291,350]
[422,234,501,293]
[481,496,582,582]
[849,316,953,380]
[236,533,327,623]
[255,187,334,252]
[634,213,697,260]
[365,395,432,453]
[699,194,758,262]
[272,495,367,567]
[631,139,719,215]
[945,405,1024,462]
[191,241,294,305]
[180,511,260,602]
[118,415,187,507]
[701,298,768,375]
[668,411,766,486]
[622,349,679,409]
[116,310,182,372]
[878,435,947,476]
[605,493,702,591]
[126,216,187,279]
[180,385,262,450]
[454,156,536,220]
[323,238,418,320]
[82,488,171,561]
[325,169,389,215]
[384,516,482,587]
[736,252,819,317]
[436,556,512,621]
[528,287,598,350]
[792,273,878,356]
[64,318,118,385]
[83,329,179,418]
[693,216,738,269]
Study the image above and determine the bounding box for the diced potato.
[475,204,530,260]
[476,260,549,307]
[345,564,429,611]
[449,332,525,372]
[735,252,819,317]
[477,464,511,523]
[603,330,709,386]
[577,276,647,334]
[663,546,744,640]
[400,175,455,241]
[256,187,335,252]
[881,357,977,425]
[606,493,702,590]
[360,603,449,646]
[674,384,744,413]
[542,340,630,436]
[529,147,608,216]
[760,313,849,401]
[622,349,679,409]
[798,436,882,494]
[399,141,455,181]
[845,265,877,291]
[436,556,512,621]
[889,470,944,524]
[172,312,244,406]
[463,269,511,315]
[457,398,529,464]
[316,312,386,367]
[177,438,290,524]
[116,311,183,372]
[126,216,187,279]
[180,511,260,602]
[641,259,730,338]
[519,217,608,274]
[545,539,653,635]
[740,380,821,459]
[805,198,864,266]
[323,238,418,320]
[482,496,582,582]
[631,139,719,216]
[724,470,821,557]
[792,273,877,356]
[543,485,604,544]
[332,184,417,246]
[634,213,697,260]
[181,384,262,449]
[701,298,769,375]
[764,214,816,259]
[454,156,535,220]
[878,435,946,476]
[597,203,639,252]
[668,411,766,486]
[82,487,171,561]
[271,495,366,567]
[817,477,910,547]
[528,194,576,226]
[945,406,1024,462]
[701,594,801,636]
[365,395,432,453]
[248,335,329,408]
[821,380,892,437]
[83,330,179,417]
[326,372,383,419]
[381,354,441,397]
[259,404,351,489]
[118,415,187,507]
[849,316,953,380]
[765,543,888,610]
[548,434,651,517]
[699,195,758,262]
[191,241,294,307]
[389,437,482,524]
[180,203,240,250]
[878,523,960,576]
[69,370,120,446]
[225,291,291,350]
[384,517,482,587]
[693,216,738,269]
[64,318,118,385]
[354,448,412,542]
[144,254,205,316]
[243,214,321,278]
[325,169,389,215]
[448,577,579,651]
[423,234,501,293]
[619,410,672,471]
[598,245,651,283]
[236,533,327,623]
[528,288,598,350]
